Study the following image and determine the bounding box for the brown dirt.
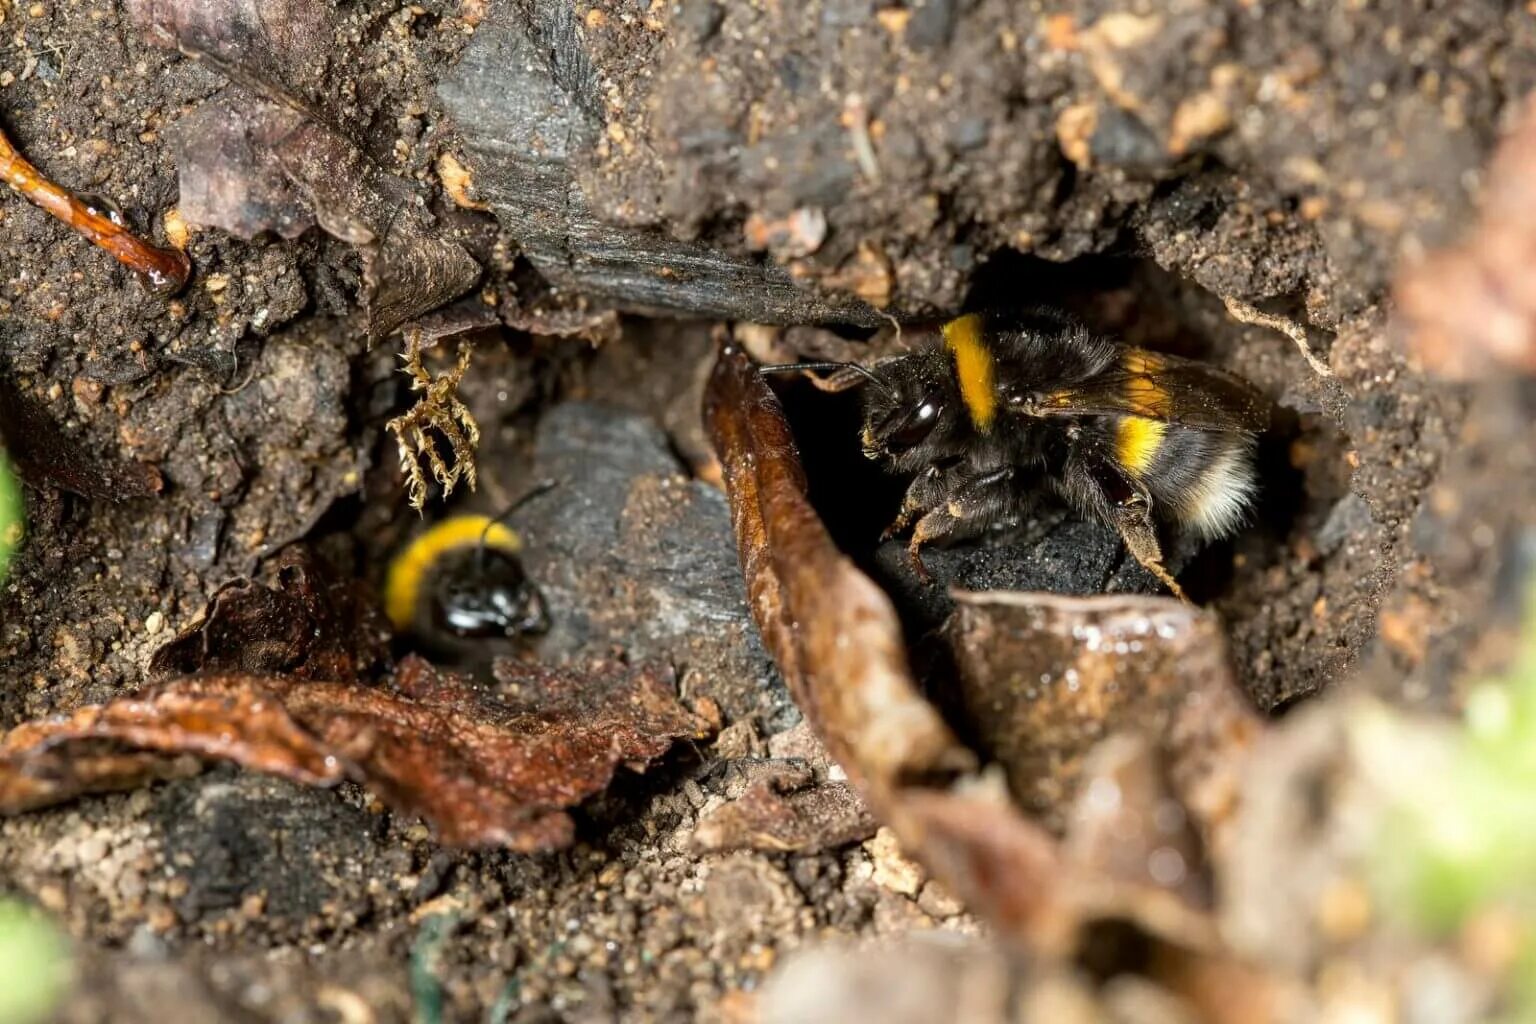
[0,1,1530,1021]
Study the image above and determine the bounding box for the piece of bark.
[436,10,881,327]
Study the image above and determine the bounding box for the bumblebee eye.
[886,400,940,452]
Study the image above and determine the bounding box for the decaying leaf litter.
[2,0,1535,1021]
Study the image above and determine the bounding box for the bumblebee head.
[383,482,559,646]
[758,352,962,472]
[856,350,963,472]
[428,547,550,639]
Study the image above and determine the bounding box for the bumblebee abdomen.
[1134,427,1258,539]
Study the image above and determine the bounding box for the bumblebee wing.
[1033,350,1269,431]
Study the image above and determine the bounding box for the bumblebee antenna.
[476,478,559,568]
[759,361,891,393]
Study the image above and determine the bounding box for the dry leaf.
[0,658,708,850]
[131,0,481,337]
[703,341,1223,954]
[692,760,875,855]
[1396,100,1536,378]
[0,549,709,849]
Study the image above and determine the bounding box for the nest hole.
[776,250,1369,716]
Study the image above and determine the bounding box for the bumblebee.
[383,482,555,641]
[763,310,1268,599]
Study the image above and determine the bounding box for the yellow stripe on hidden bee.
[1115,415,1168,476]
[942,313,997,431]
[384,515,521,631]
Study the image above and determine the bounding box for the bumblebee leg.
[1112,500,1189,603]
[884,463,965,539]
[1066,439,1189,602]
[905,467,1018,582]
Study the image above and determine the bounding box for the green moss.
[1367,584,1536,1018]
[0,448,20,585]
[1374,593,1536,930]
[0,901,69,1024]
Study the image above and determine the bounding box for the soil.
[0,1,1530,1022]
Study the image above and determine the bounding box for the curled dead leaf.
[0,658,708,850]
[0,550,709,850]
[944,590,1261,849]
[1396,100,1536,378]
[703,342,1238,957]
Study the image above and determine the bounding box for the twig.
[842,94,881,184]
[0,124,191,295]
[1222,296,1332,377]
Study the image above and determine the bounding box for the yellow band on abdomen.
[1115,416,1167,476]
[383,515,522,631]
[943,313,997,431]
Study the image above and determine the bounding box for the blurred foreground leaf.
[0,900,68,1024]
[0,448,20,585]
[1364,583,1536,1018]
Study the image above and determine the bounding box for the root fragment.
[1222,296,1332,377]
[386,338,480,510]
[0,125,191,295]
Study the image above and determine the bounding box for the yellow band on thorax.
[384,515,522,631]
[943,313,996,431]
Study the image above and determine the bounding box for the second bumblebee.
[765,309,1269,598]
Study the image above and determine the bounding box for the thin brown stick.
[0,124,191,295]
[1222,296,1332,377]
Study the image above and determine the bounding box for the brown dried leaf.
[1396,100,1536,378]
[945,591,1261,846]
[0,743,201,814]
[0,679,344,813]
[692,760,876,855]
[0,657,708,850]
[172,99,480,338]
[173,100,314,241]
[127,0,337,115]
[704,342,969,789]
[0,380,163,500]
[148,547,391,682]
[703,343,1221,953]
[296,655,711,849]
